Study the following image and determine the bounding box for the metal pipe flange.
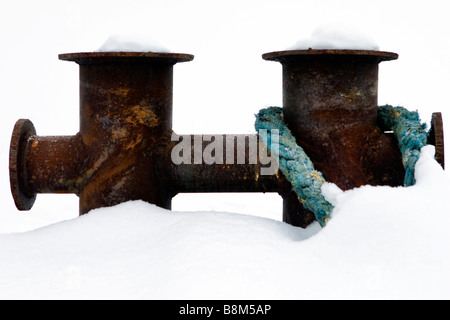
[9,119,37,210]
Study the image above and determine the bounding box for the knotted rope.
[255,105,428,227]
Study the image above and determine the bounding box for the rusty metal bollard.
[262,49,444,225]
[9,49,445,228]
[263,49,406,189]
[10,52,194,215]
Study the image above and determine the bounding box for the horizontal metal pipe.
[26,134,87,194]
[166,133,314,228]
[166,134,290,195]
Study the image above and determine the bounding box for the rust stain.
[112,127,128,140]
[124,134,143,150]
[10,50,444,231]
[340,88,366,101]
[124,104,159,127]
[111,87,130,97]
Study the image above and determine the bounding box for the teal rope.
[255,105,428,227]
[255,107,333,227]
[377,105,428,186]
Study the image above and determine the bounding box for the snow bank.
[0,146,449,299]
[97,34,171,53]
[289,22,380,50]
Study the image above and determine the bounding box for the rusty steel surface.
[9,119,37,210]
[167,134,291,194]
[428,112,445,169]
[10,52,291,219]
[11,52,194,215]
[9,49,445,229]
[70,52,195,214]
[263,49,405,191]
[262,49,399,62]
[58,52,194,64]
[25,134,87,194]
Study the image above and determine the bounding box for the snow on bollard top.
[60,34,193,66]
[288,22,380,51]
[97,34,172,53]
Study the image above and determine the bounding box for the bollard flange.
[428,112,445,169]
[262,49,399,63]
[9,119,37,210]
[58,52,194,64]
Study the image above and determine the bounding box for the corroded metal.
[69,52,186,214]
[9,49,445,229]
[428,112,445,169]
[11,52,195,215]
[263,50,406,190]
[262,49,439,226]
[9,52,289,219]
[10,119,37,210]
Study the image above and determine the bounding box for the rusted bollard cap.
[262,49,398,62]
[58,52,194,64]
[9,119,37,210]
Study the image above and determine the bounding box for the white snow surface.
[97,34,171,53]
[0,146,449,299]
[289,22,380,50]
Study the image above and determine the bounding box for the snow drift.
[0,146,448,299]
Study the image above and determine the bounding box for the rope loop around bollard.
[377,105,428,186]
[255,105,429,227]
